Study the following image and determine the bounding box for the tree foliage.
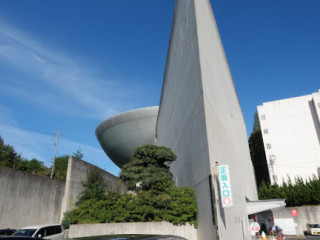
[73,149,84,159]
[16,158,48,175]
[120,145,176,193]
[258,175,320,207]
[52,155,69,181]
[248,111,270,187]
[0,136,50,176]
[252,111,261,132]
[0,136,24,169]
[0,135,69,181]
[62,145,197,229]
[77,168,107,205]
[62,187,197,229]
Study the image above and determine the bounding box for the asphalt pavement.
[285,236,320,240]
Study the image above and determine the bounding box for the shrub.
[62,145,197,228]
[258,175,320,207]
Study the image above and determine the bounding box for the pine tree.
[120,144,176,193]
[77,168,107,205]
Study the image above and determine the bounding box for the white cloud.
[0,103,18,126]
[0,21,129,120]
[0,123,120,176]
[0,123,51,164]
[0,20,127,177]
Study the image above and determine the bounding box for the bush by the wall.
[62,188,197,228]
[258,175,320,207]
[62,145,198,229]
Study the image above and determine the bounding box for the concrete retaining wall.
[60,157,126,218]
[0,157,126,229]
[68,222,197,240]
[0,166,65,229]
[273,206,320,236]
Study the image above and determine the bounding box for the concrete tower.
[156,0,258,239]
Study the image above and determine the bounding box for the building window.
[261,114,266,120]
[263,129,268,134]
[266,143,271,149]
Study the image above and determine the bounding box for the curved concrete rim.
[95,106,159,137]
[95,106,159,167]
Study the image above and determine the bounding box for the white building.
[258,90,320,185]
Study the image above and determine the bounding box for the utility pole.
[50,129,61,179]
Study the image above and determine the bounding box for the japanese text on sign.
[218,165,233,208]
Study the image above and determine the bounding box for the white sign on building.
[218,165,233,207]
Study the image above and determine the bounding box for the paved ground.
[285,236,320,240]
[251,236,320,240]
[70,235,186,240]
[75,234,320,240]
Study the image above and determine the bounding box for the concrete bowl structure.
[95,106,159,168]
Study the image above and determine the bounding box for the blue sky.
[0,0,319,176]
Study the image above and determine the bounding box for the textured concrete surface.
[68,222,197,240]
[274,206,320,236]
[156,0,257,239]
[195,0,258,239]
[0,166,65,229]
[96,106,158,167]
[60,156,126,218]
[0,157,125,228]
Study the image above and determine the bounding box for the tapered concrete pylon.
[156,0,258,240]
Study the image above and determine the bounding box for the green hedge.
[258,175,320,207]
